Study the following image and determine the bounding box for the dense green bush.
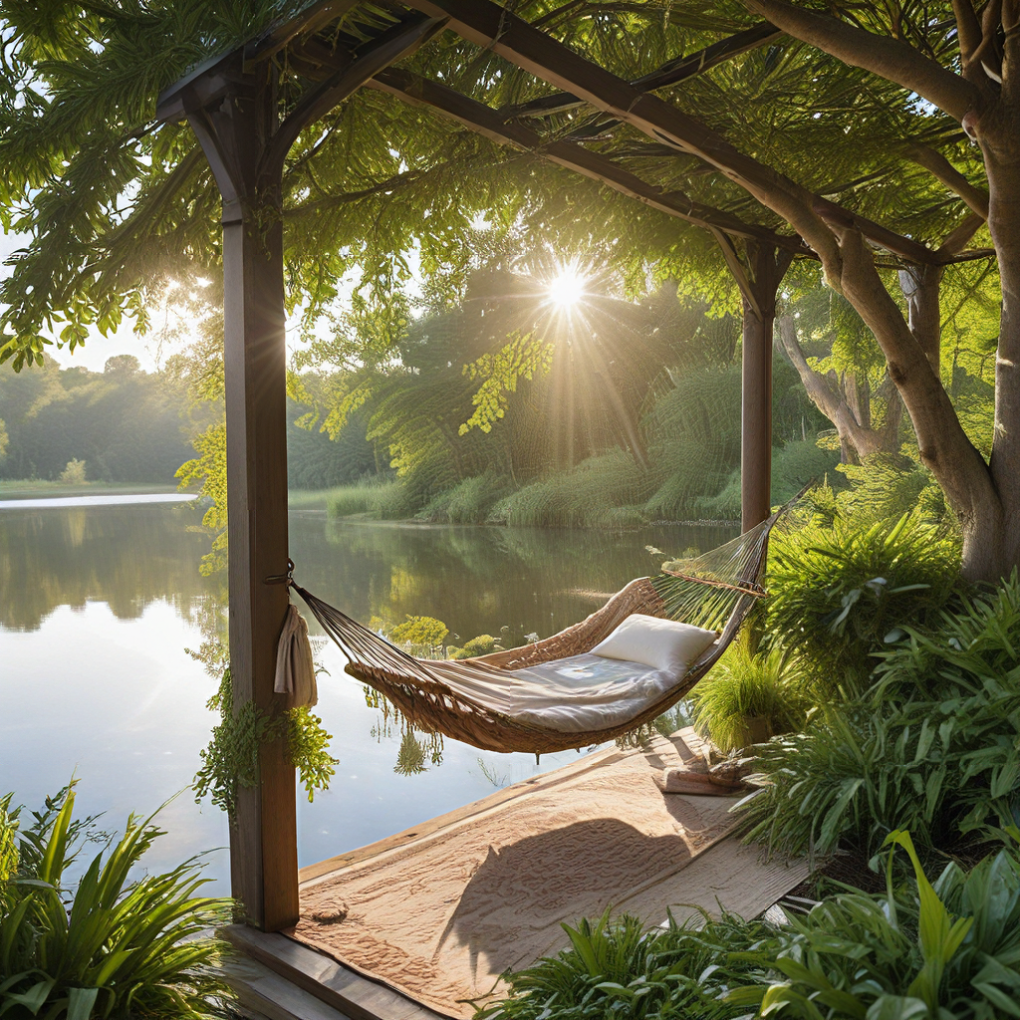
[689,644,811,753]
[729,832,1020,1019]
[0,786,234,1020]
[743,577,1020,859]
[326,478,402,518]
[702,439,841,521]
[766,512,963,695]
[495,451,655,528]
[418,471,512,524]
[476,908,769,1020]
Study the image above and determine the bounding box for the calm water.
[0,498,734,893]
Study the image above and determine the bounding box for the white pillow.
[590,614,718,674]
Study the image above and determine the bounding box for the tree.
[707,0,1015,582]
[0,0,1011,578]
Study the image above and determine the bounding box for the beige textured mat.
[288,735,766,1018]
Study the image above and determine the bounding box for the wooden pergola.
[156,0,977,934]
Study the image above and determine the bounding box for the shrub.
[447,633,502,660]
[729,831,1020,1019]
[689,643,811,753]
[0,785,234,1020]
[476,908,769,1020]
[701,439,841,522]
[766,512,963,696]
[418,471,512,524]
[498,451,655,528]
[57,458,87,484]
[326,478,402,518]
[742,578,1020,859]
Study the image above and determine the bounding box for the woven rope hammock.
[290,503,789,754]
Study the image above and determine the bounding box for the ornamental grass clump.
[0,785,235,1020]
[766,512,963,697]
[743,576,1020,860]
[688,643,811,753]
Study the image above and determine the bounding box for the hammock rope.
[289,502,792,754]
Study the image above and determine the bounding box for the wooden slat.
[222,926,447,1020]
[218,949,355,1020]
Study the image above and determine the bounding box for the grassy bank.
[0,479,193,499]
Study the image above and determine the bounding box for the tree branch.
[740,0,982,122]
[907,143,989,218]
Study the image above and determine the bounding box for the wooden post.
[186,63,299,932]
[740,244,790,533]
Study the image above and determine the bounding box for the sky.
[1,229,163,373]
[0,228,425,377]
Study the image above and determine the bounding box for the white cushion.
[590,614,717,674]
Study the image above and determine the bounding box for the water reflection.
[0,500,735,885]
[0,503,219,632]
[291,516,736,645]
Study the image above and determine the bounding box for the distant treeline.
[0,354,376,488]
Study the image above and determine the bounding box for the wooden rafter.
[500,20,784,120]
[367,67,808,257]
[395,0,954,267]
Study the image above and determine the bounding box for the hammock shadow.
[435,813,708,980]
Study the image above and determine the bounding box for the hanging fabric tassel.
[274,603,318,708]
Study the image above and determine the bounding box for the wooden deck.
[219,729,809,1020]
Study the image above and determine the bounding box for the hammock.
[288,504,788,755]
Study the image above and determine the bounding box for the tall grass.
[494,451,655,528]
[326,478,403,518]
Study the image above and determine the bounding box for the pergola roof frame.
[154,0,992,944]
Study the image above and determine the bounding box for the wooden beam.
[262,13,448,175]
[503,20,783,120]
[368,67,808,255]
[244,0,363,66]
[741,244,792,532]
[398,0,944,266]
[182,63,298,932]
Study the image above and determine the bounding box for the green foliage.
[0,785,234,1020]
[689,643,811,753]
[766,513,963,695]
[0,357,194,484]
[418,472,512,525]
[743,577,1020,859]
[326,479,402,519]
[496,451,655,528]
[729,832,1020,1020]
[477,908,768,1020]
[193,660,336,818]
[390,615,449,653]
[702,439,842,522]
[447,633,503,660]
[57,458,87,484]
[176,419,228,576]
[0,419,9,462]
[459,332,554,436]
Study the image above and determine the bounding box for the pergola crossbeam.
[398,0,945,267]
[501,20,783,121]
[368,67,807,256]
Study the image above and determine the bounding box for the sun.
[546,265,588,308]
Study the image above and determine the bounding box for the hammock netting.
[292,504,785,754]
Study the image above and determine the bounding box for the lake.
[0,497,735,893]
